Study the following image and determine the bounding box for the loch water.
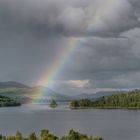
[0,104,140,140]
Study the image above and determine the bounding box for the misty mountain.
[0,81,30,88]
[29,86,73,103]
[0,81,126,103]
[0,82,72,103]
[74,91,123,100]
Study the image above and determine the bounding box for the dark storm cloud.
[55,35,140,92]
[0,0,139,36]
[0,35,70,85]
[0,0,140,93]
[63,37,138,73]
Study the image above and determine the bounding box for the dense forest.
[70,90,140,109]
[0,129,103,140]
[0,95,21,107]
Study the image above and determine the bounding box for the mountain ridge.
[0,81,30,88]
[0,81,128,103]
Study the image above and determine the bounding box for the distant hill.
[0,82,72,103]
[0,81,30,88]
[74,90,123,100]
[29,86,72,103]
[0,81,129,103]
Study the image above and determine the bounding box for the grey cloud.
[0,34,69,85]
[0,0,139,37]
[63,37,138,74]
[54,35,140,91]
[0,0,140,93]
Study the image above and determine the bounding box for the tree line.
[0,95,21,107]
[70,90,140,109]
[0,129,103,140]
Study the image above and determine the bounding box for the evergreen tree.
[49,99,57,108]
[28,132,37,140]
[15,131,22,140]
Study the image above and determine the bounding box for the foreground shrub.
[0,129,103,140]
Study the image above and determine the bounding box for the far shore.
[70,106,140,110]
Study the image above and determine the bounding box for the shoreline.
[70,106,140,110]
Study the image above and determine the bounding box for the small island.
[49,99,58,108]
[0,95,21,107]
[0,129,103,140]
[70,90,140,109]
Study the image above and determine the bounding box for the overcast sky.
[0,0,140,94]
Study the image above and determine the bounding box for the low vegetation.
[0,95,21,107]
[70,90,140,109]
[0,129,103,140]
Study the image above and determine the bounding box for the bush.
[0,130,103,140]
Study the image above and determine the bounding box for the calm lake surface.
[0,104,140,140]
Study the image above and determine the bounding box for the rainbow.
[32,37,80,103]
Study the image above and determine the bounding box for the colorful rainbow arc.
[32,37,80,103]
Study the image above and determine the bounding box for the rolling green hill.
[0,81,29,88]
[0,82,72,103]
[0,82,138,106]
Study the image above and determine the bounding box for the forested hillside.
[70,90,140,109]
[0,95,21,107]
